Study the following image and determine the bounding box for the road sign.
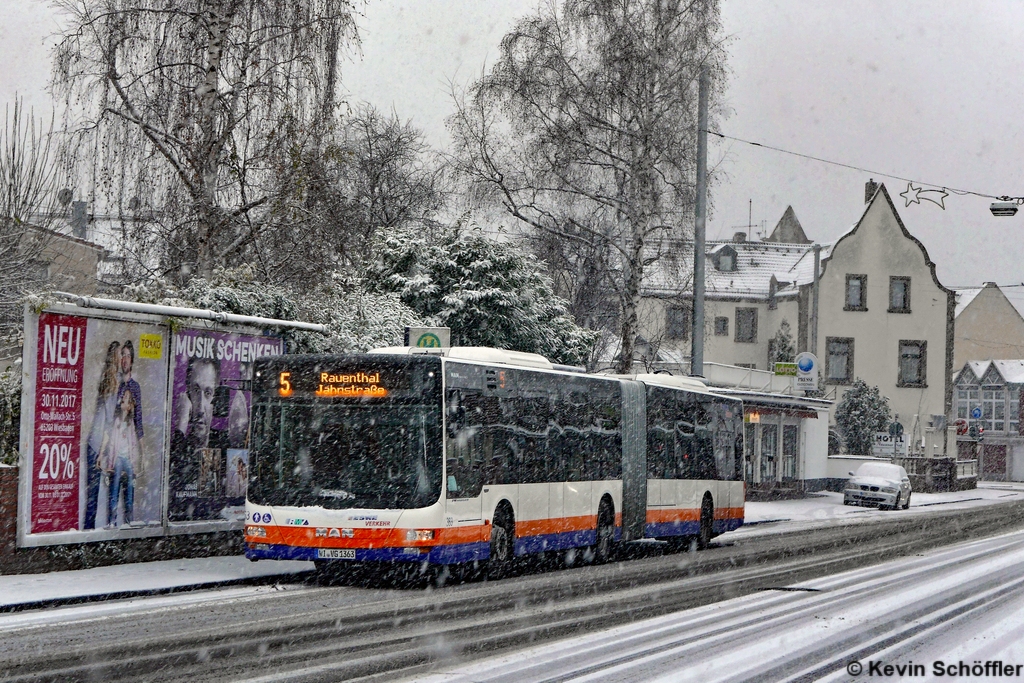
[405,326,451,348]
[971,406,982,419]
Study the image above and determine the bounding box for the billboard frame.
[16,303,281,548]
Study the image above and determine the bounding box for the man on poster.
[170,355,221,516]
[117,340,144,444]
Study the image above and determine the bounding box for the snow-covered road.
[416,526,1024,683]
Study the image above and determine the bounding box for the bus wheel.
[595,500,615,564]
[697,495,714,550]
[488,506,515,579]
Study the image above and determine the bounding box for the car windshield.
[855,463,901,480]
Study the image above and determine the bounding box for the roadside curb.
[0,569,314,614]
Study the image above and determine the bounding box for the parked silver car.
[843,462,911,510]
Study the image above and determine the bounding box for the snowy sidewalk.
[730,481,1024,540]
[0,556,313,610]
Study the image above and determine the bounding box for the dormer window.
[710,244,738,272]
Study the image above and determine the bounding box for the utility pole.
[691,64,709,377]
[810,243,821,356]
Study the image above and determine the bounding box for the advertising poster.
[167,329,283,522]
[31,313,88,533]
[76,319,168,531]
[29,313,168,535]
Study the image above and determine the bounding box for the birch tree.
[0,99,63,344]
[52,0,358,281]
[449,0,724,372]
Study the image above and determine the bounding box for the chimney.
[732,232,746,243]
[70,200,89,239]
[865,178,879,204]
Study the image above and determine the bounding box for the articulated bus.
[244,347,745,575]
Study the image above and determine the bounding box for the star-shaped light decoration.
[900,182,949,210]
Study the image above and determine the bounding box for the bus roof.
[369,346,555,370]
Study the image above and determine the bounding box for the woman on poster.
[84,341,119,529]
[102,388,142,527]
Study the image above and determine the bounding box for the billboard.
[19,305,286,546]
[167,329,283,523]
[26,312,168,535]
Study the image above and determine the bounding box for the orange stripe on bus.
[516,515,597,538]
[645,507,744,525]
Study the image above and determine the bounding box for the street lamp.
[990,197,1022,217]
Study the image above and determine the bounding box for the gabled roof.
[764,206,811,244]
[823,183,952,296]
[956,359,1024,385]
[955,282,1024,322]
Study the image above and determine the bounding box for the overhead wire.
[706,130,1018,202]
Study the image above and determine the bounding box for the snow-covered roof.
[957,359,1024,385]
[955,283,1024,322]
[645,239,832,300]
[955,288,983,318]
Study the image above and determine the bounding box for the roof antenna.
[748,199,752,242]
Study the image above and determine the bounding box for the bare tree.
[0,99,63,344]
[250,104,446,287]
[52,0,359,282]
[449,0,724,372]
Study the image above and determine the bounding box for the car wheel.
[891,493,900,511]
[903,493,911,510]
[488,506,515,579]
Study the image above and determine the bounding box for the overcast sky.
[4,0,1024,288]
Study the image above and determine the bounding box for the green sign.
[774,362,797,376]
[405,326,450,348]
[416,333,442,348]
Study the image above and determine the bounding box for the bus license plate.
[317,548,356,560]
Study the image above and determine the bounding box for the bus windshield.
[248,402,443,510]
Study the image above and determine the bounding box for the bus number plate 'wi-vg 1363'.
[317,548,356,559]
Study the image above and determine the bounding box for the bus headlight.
[404,529,435,542]
[246,526,267,537]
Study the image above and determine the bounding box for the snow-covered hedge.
[118,267,426,353]
[366,223,598,366]
[834,379,892,455]
[0,368,20,466]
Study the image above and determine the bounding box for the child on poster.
[102,389,142,527]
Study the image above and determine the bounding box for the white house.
[640,182,956,462]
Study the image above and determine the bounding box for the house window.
[1011,388,1021,435]
[719,252,734,271]
[735,308,757,343]
[845,274,867,311]
[665,305,690,340]
[714,316,729,336]
[897,340,927,387]
[957,387,981,422]
[889,277,911,313]
[825,337,854,384]
[982,387,1005,433]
